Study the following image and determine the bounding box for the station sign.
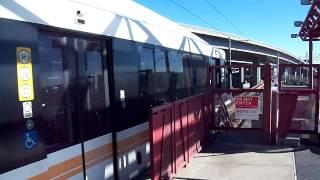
[235,96,259,120]
[16,47,34,101]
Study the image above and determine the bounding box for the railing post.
[263,64,272,144]
[278,65,282,91]
[149,109,155,180]
[271,90,278,145]
[318,65,320,142]
[316,65,320,134]
[309,40,313,88]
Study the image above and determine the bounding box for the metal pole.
[228,36,232,88]
[228,37,232,65]
[309,40,313,65]
[277,52,280,87]
[263,64,272,144]
[277,52,280,66]
[309,40,313,88]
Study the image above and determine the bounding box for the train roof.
[0,0,225,59]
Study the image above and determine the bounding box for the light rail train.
[0,0,225,179]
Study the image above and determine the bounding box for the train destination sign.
[235,96,259,120]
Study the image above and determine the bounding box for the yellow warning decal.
[16,47,34,101]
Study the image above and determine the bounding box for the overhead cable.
[205,0,246,36]
[170,0,219,30]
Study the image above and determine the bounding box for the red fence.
[277,64,320,136]
[211,64,273,143]
[149,93,212,180]
[149,63,320,179]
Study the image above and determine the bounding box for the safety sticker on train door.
[16,47,34,101]
[22,101,33,118]
[22,130,38,149]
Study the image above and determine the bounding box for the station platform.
[295,144,320,180]
[171,132,320,180]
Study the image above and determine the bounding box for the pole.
[277,52,279,87]
[263,64,272,144]
[228,36,232,88]
[309,40,313,65]
[309,40,313,88]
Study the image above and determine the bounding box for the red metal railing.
[149,93,212,180]
[210,64,273,142]
[149,103,175,180]
[149,63,320,180]
[277,64,320,136]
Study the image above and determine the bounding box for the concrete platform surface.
[174,133,296,180]
[134,132,320,180]
[295,145,320,180]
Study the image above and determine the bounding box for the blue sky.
[134,0,313,59]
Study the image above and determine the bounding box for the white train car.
[0,0,225,179]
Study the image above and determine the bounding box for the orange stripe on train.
[29,130,149,179]
[28,143,112,179]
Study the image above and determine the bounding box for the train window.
[154,49,167,72]
[113,39,140,102]
[183,53,193,96]
[112,39,149,131]
[191,54,208,94]
[39,36,65,87]
[168,51,183,73]
[154,49,169,104]
[139,47,155,98]
[168,50,187,100]
[38,33,75,151]
[82,40,109,139]
[140,48,154,71]
[85,43,105,110]
[39,33,110,152]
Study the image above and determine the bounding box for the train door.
[38,32,113,179]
